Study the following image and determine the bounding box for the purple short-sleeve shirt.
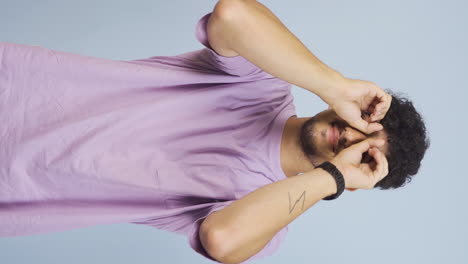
[0,12,297,263]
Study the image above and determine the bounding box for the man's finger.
[371,94,392,121]
[359,163,374,178]
[371,102,387,121]
[349,138,385,154]
[368,122,384,133]
[350,118,383,134]
[382,151,389,180]
[370,147,389,182]
[369,148,384,178]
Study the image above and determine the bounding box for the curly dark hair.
[374,91,430,190]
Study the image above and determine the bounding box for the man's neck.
[280,115,316,178]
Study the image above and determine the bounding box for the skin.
[280,109,389,191]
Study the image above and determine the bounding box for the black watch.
[316,161,345,200]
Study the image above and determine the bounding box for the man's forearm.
[207,169,337,264]
[214,0,345,102]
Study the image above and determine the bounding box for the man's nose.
[343,127,367,146]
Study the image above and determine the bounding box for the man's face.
[299,109,389,164]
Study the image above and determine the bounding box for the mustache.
[334,120,348,132]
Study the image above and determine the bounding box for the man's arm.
[208,0,345,103]
[202,138,388,264]
[201,169,337,264]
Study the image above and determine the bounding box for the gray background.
[1,0,467,263]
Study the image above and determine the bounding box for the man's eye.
[362,111,372,121]
[362,152,373,163]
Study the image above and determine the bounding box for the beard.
[299,116,320,159]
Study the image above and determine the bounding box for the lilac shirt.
[0,12,297,263]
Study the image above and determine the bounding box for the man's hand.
[324,78,392,134]
[212,0,391,134]
[330,138,389,190]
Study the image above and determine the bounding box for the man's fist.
[325,78,392,135]
[330,138,389,190]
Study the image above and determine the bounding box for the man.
[0,1,429,264]
[198,1,429,263]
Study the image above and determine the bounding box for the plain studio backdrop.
[1,0,466,263]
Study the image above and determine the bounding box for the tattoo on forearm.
[288,191,306,214]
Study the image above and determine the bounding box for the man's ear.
[328,105,332,110]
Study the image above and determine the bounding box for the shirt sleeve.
[187,200,289,263]
[195,12,274,78]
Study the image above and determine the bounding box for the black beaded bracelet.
[317,161,345,200]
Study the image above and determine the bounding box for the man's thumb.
[351,138,385,154]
